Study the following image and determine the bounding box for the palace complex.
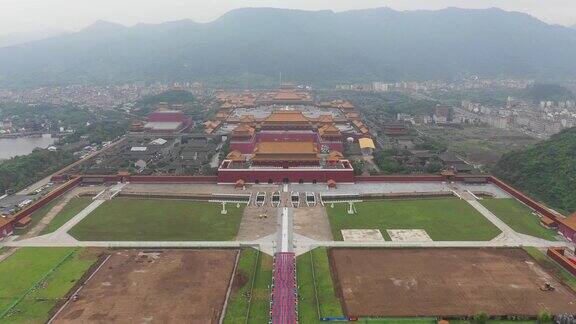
[206,87,373,184]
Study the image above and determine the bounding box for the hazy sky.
[1,0,575,35]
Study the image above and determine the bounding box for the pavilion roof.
[232,124,255,136]
[273,90,305,101]
[226,150,244,161]
[318,124,341,136]
[316,115,334,123]
[264,110,310,123]
[327,150,344,161]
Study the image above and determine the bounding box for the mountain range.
[0,28,67,49]
[1,7,576,88]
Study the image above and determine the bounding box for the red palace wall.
[559,223,576,242]
[230,141,255,153]
[129,176,218,183]
[548,248,576,276]
[218,169,354,183]
[487,176,564,221]
[0,222,14,239]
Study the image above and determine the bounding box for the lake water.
[0,134,57,160]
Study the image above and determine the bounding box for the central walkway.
[271,198,298,323]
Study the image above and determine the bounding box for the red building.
[220,138,353,184]
[229,110,344,153]
[0,217,14,239]
[143,108,191,133]
[252,141,320,167]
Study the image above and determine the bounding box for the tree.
[493,127,576,214]
[374,150,406,174]
[425,161,442,174]
[351,160,366,175]
[537,310,552,324]
[473,312,489,324]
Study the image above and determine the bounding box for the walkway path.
[2,183,569,254]
[452,185,555,246]
[17,186,102,240]
[271,188,297,324]
[277,207,293,253]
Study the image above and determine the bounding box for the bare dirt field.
[330,248,576,317]
[236,204,277,240]
[53,249,238,324]
[293,206,334,241]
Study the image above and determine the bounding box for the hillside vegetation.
[136,90,197,115]
[1,7,576,87]
[493,127,576,214]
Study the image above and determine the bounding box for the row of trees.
[374,149,443,175]
[0,149,75,194]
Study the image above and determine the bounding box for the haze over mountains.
[0,28,68,49]
[1,7,576,88]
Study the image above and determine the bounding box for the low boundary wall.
[11,177,82,223]
[359,191,455,200]
[355,175,444,182]
[116,192,250,202]
[79,174,218,184]
[487,176,564,222]
[130,176,218,183]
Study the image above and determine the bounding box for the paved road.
[310,240,571,248]
[6,238,569,249]
[17,136,125,195]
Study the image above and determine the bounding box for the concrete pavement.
[2,183,570,254]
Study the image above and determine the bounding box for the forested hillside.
[0,150,75,193]
[1,7,576,87]
[493,127,576,214]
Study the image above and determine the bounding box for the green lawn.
[224,248,259,323]
[0,247,98,323]
[13,198,62,235]
[480,198,557,241]
[246,253,272,324]
[326,198,501,241]
[39,197,92,235]
[69,198,245,241]
[297,247,344,323]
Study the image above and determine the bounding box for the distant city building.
[433,106,452,124]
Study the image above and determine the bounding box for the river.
[0,134,57,160]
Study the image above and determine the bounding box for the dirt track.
[330,248,576,317]
[53,249,237,324]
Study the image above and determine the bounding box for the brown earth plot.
[330,248,576,317]
[54,249,237,324]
